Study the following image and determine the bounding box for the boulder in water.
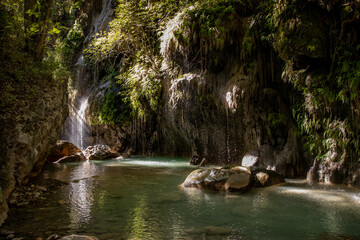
[183,168,251,192]
[189,155,201,165]
[84,145,119,160]
[47,140,84,162]
[183,166,285,191]
[253,169,285,187]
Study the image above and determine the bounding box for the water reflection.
[4,158,360,239]
[126,196,162,240]
[67,161,102,229]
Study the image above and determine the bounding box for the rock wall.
[83,2,309,178]
[0,79,68,224]
[155,7,308,177]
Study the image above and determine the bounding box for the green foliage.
[98,82,132,125]
[254,0,360,163]
[179,0,244,70]
[119,65,162,117]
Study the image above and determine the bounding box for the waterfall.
[60,53,91,150]
[78,97,89,150]
[60,0,114,150]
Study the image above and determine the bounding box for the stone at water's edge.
[47,140,84,163]
[253,170,285,188]
[183,166,285,192]
[307,160,360,186]
[183,167,251,192]
[58,235,99,240]
[84,144,120,160]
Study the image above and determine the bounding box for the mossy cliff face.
[83,0,360,185]
[158,5,305,177]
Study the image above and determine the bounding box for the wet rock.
[58,235,99,240]
[199,158,208,167]
[47,140,83,162]
[84,145,119,160]
[37,186,47,192]
[183,168,251,192]
[189,155,201,165]
[47,234,61,239]
[7,234,15,239]
[183,166,286,191]
[306,160,356,185]
[253,169,285,188]
[204,226,231,235]
[225,173,251,191]
[240,130,305,178]
[54,152,86,163]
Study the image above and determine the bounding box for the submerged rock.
[47,140,83,162]
[84,145,119,160]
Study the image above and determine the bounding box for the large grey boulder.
[84,144,119,160]
[183,166,285,192]
[183,167,251,192]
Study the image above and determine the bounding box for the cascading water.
[60,53,91,150]
[78,97,89,150]
[60,0,114,150]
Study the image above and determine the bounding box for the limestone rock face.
[307,160,360,186]
[47,140,84,162]
[84,144,119,160]
[0,78,68,225]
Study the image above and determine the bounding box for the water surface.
[4,157,360,239]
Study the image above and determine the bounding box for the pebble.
[38,186,48,191]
